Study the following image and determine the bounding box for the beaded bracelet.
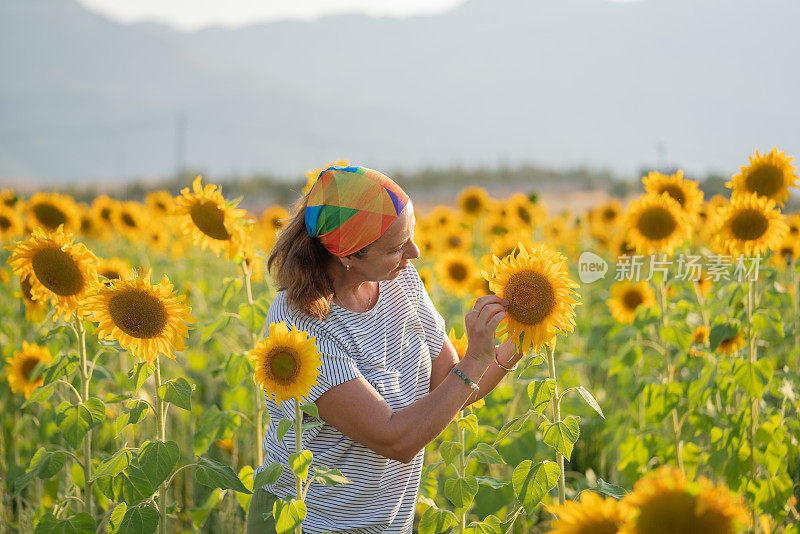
[452,368,480,392]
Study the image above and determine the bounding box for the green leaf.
[474,475,510,489]
[733,359,773,399]
[115,400,150,436]
[540,416,581,461]
[457,413,479,435]
[527,379,556,413]
[56,398,105,449]
[42,353,79,386]
[138,440,180,489]
[34,512,96,534]
[512,460,560,513]
[92,450,133,481]
[195,456,251,494]
[116,503,159,534]
[494,411,533,445]
[464,515,502,534]
[421,459,443,479]
[202,315,231,342]
[108,503,127,533]
[127,362,154,393]
[593,479,628,499]
[312,466,351,487]
[708,323,739,352]
[276,419,293,443]
[273,498,306,534]
[301,421,325,432]
[444,475,479,508]
[468,443,506,465]
[419,506,458,534]
[15,448,66,492]
[193,406,241,455]
[288,450,313,482]
[224,352,251,387]
[239,301,269,333]
[97,464,154,505]
[157,377,193,411]
[253,462,284,488]
[237,465,255,514]
[300,402,320,420]
[220,278,243,307]
[576,386,605,419]
[439,441,463,466]
[21,383,55,408]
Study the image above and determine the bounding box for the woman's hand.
[495,339,524,368]
[464,295,508,364]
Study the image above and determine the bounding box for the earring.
[345,264,350,271]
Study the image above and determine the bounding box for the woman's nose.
[406,240,421,260]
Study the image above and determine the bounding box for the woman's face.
[346,202,420,281]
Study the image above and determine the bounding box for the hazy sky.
[76,0,636,31]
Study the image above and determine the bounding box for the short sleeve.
[407,265,446,360]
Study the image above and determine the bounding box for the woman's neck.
[329,262,378,310]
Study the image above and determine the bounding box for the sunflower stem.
[243,260,265,468]
[294,398,304,534]
[793,264,799,370]
[658,279,684,472]
[747,277,759,534]
[153,356,167,534]
[457,412,467,533]
[545,341,566,505]
[74,318,93,518]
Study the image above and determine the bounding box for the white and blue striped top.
[255,262,446,534]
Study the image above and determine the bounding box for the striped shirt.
[255,263,446,534]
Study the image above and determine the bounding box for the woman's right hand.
[464,295,508,364]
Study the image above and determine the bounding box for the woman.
[247,165,523,533]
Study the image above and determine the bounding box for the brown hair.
[267,193,372,320]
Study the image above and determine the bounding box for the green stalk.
[792,264,799,369]
[74,318,93,517]
[746,278,759,534]
[545,342,565,505]
[294,399,303,534]
[154,356,167,534]
[243,260,265,467]
[658,280,684,472]
[457,414,467,533]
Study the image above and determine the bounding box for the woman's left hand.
[495,339,524,368]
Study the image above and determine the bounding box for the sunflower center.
[100,269,121,280]
[637,207,677,240]
[636,491,697,533]
[517,206,531,224]
[268,349,300,384]
[464,196,481,213]
[603,208,617,221]
[21,276,34,301]
[622,288,644,311]
[121,212,137,229]
[504,270,555,325]
[0,215,11,230]
[659,185,686,207]
[575,519,621,534]
[108,290,169,339]
[31,246,85,296]
[730,208,768,241]
[447,235,462,248]
[746,165,784,197]
[447,263,468,282]
[21,357,42,381]
[190,201,232,241]
[33,203,67,230]
[100,208,112,221]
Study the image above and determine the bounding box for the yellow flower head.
[435,252,481,298]
[692,325,710,345]
[25,192,81,234]
[448,328,469,360]
[642,170,705,218]
[621,466,749,534]
[173,176,249,260]
[91,195,119,230]
[713,192,787,257]
[606,281,657,324]
[550,491,634,534]
[113,201,148,241]
[625,193,691,255]
[96,257,135,285]
[726,148,798,207]
[6,341,53,398]
[84,270,196,363]
[438,223,473,254]
[6,226,100,320]
[0,205,25,241]
[417,266,433,294]
[457,186,494,218]
[145,190,176,217]
[716,329,745,356]
[505,193,546,229]
[483,242,580,352]
[250,322,322,407]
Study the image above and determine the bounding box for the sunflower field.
[1,150,799,534]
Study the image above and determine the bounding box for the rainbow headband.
[304,165,409,257]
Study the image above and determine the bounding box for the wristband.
[494,351,519,372]
[452,368,480,392]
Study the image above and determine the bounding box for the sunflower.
[303,159,350,195]
[7,226,99,320]
[435,252,481,298]
[589,200,624,240]
[260,205,289,234]
[549,491,634,534]
[250,321,322,406]
[713,192,787,257]
[606,281,657,324]
[1,189,20,208]
[692,325,709,345]
[84,270,196,363]
[483,242,580,352]
[16,275,47,322]
[769,235,800,269]
[113,201,147,241]
[6,342,53,398]
[447,328,485,410]
[417,266,433,294]
[25,192,81,234]
[693,270,714,296]
[145,190,175,217]
[716,329,745,356]
[620,466,749,534]
[481,212,511,243]
[457,186,493,218]
[76,204,108,241]
[173,176,249,260]
[642,170,704,218]
[426,206,461,229]
[505,193,545,229]
[96,257,134,285]
[0,205,24,241]
[606,232,638,260]
[625,193,691,255]
[91,195,119,230]
[144,225,170,253]
[726,148,798,207]
[438,224,473,254]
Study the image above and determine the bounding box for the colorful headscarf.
[305,165,410,257]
